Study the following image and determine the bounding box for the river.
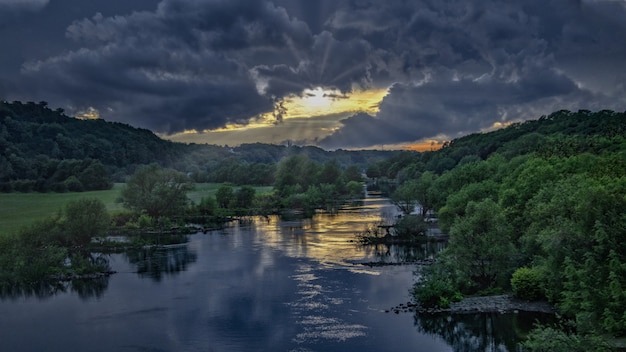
[0,196,547,351]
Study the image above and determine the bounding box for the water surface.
[0,197,542,351]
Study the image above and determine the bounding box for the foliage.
[0,198,112,288]
[395,214,427,238]
[118,164,193,218]
[522,324,613,352]
[413,255,464,308]
[405,109,626,339]
[510,266,545,301]
[0,184,124,237]
[62,198,110,247]
[215,184,235,209]
[391,179,420,214]
[447,199,515,291]
[0,100,396,192]
[234,185,256,209]
[273,154,367,212]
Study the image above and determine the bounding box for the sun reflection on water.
[250,197,400,273]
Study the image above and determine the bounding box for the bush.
[110,211,136,227]
[395,214,427,238]
[414,275,463,308]
[64,175,84,192]
[523,323,612,352]
[511,266,545,301]
[63,198,110,246]
[136,214,153,229]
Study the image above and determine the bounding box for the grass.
[0,183,274,237]
[0,184,125,237]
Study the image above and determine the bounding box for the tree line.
[368,109,626,349]
[0,100,396,192]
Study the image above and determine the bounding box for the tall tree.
[63,198,110,247]
[447,199,514,290]
[118,164,193,218]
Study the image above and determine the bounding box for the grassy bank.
[0,183,274,237]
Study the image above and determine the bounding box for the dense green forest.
[0,100,396,192]
[365,109,625,348]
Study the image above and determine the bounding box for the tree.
[63,198,110,247]
[343,165,363,183]
[215,184,235,209]
[118,164,193,218]
[447,199,514,290]
[274,155,319,196]
[235,185,256,208]
[391,180,419,214]
[318,160,341,184]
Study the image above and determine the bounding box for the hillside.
[0,101,398,191]
[368,109,626,182]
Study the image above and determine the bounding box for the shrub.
[110,211,136,227]
[414,275,463,308]
[63,198,110,247]
[64,175,84,192]
[511,266,545,301]
[137,214,153,229]
[523,323,612,352]
[395,214,427,238]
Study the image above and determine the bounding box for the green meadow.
[0,183,274,237]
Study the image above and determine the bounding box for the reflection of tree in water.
[0,253,111,300]
[125,244,197,281]
[366,241,446,263]
[71,276,109,300]
[414,311,554,352]
[0,280,67,300]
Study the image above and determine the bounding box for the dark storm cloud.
[254,30,372,97]
[17,0,317,132]
[320,0,626,148]
[2,0,626,146]
[319,67,583,149]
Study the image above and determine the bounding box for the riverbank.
[387,294,555,315]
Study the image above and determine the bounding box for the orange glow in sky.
[403,140,444,152]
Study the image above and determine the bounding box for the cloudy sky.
[1,0,625,150]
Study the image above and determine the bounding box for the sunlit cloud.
[166,87,389,146]
[75,106,100,120]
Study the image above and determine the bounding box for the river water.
[0,197,545,351]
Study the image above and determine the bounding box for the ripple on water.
[294,316,368,343]
[289,264,368,345]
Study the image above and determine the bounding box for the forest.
[364,109,625,350]
[1,100,625,349]
[0,100,396,192]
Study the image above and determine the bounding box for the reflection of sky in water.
[0,197,453,352]
[252,197,404,273]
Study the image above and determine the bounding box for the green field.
[0,183,274,237]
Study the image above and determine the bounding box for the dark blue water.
[0,197,543,351]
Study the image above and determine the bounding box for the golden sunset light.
[284,87,388,119]
[167,87,390,146]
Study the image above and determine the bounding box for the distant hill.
[441,109,626,160]
[0,100,398,192]
[367,109,626,181]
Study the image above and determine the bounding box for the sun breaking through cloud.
[1,0,625,149]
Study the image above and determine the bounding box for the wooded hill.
[368,109,626,183]
[367,109,626,343]
[0,100,397,192]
